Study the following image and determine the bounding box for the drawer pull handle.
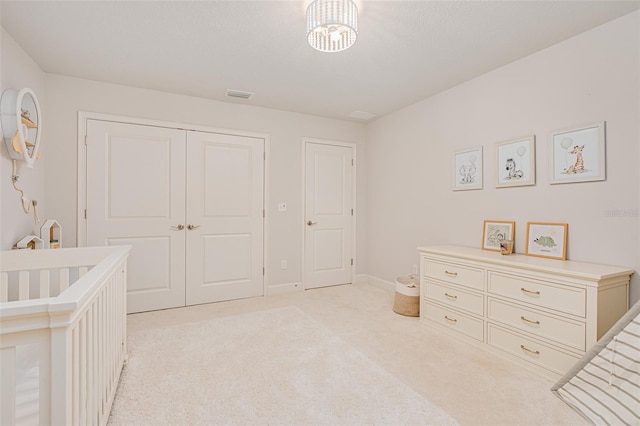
[444,315,457,324]
[444,270,458,277]
[520,316,540,326]
[520,287,540,296]
[520,344,540,356]
[444,293,458,300]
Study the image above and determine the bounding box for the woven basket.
[393,274,419,317]
[393,291,420,317]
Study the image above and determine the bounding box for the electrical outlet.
[412,264,418,275]
[281,260,287,269]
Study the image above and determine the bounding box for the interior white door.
[304,141,354,289]
[185,131,264,305]
[86,120,187,313]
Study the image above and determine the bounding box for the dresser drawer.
[488,272,586,317]
[487,298,586,351]
[423,260,484,291]
[423,301,484,341]
[425,281,484,316]
[487,323,580,375]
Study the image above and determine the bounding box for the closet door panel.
[203,144,252,216]
[186,131,264,305]
[86,120,187,313]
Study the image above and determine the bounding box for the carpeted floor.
[108,306,457,425]
[109,281,587,425]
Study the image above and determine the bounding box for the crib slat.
[0,272,8,302]
[72,326,79,426]
[59,268,70,294]
[87,304,95,425]
[18,271,30,301]
[79,317,87,426]
[0,347,17,425]
[97,294,105,424]
[100,289,106,419]
[39,270,50,298]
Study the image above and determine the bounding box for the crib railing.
[0,246,130,426]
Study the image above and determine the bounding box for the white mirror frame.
[1,88,42,168]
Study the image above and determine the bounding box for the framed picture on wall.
[495,135,535,188]
[482,220,515,251]
[525,222,568,260]
[453,146,483,191]
[549,122,605,184]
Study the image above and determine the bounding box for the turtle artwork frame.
[525,222,568,260]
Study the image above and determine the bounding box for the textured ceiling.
[2,1,638,122]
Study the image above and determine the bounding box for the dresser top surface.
[418,245,634,281]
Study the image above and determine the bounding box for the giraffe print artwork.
[562,145,588,174]
[551,123,605,184]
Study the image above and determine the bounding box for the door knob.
[187,224,201,230]
[170,224,184,231]
[307,220,317,226]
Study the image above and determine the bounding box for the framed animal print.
[549,122,605,184]
[525,222,568,260]
[482,220,515,252]
[453,146,483,191]
[495,135,535,188]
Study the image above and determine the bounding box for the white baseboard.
[266,282,303,296]
[355,274,395,293]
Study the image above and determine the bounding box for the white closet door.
[185,131,264,305]
[86,120,187,313]
[304,142,354,289]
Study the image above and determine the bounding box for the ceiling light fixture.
[306,0,358,53]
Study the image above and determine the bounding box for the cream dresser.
[418,245,633,379]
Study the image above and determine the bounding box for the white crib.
[0,246,130,425]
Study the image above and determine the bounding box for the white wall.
[365,11,640,303]
[0,28,47,249]
[43,74,366,289]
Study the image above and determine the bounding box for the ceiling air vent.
[226,89,254,100]
[347,110,377,120]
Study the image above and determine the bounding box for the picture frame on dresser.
[482,220,515,251]
[549,121,605,184]
[525,222,568,260]
[495,135,535,188]
[453,146,483,191]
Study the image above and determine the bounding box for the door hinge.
[264,152,266,160]
[351,208,354,216]
[84,134,88,146]
[84,209,87,219]
[263,209,265,218]
[351,159,354,166]
[351,258,354,266]
[263,267,265,276]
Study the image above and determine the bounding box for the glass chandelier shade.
[306,0,358,52]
